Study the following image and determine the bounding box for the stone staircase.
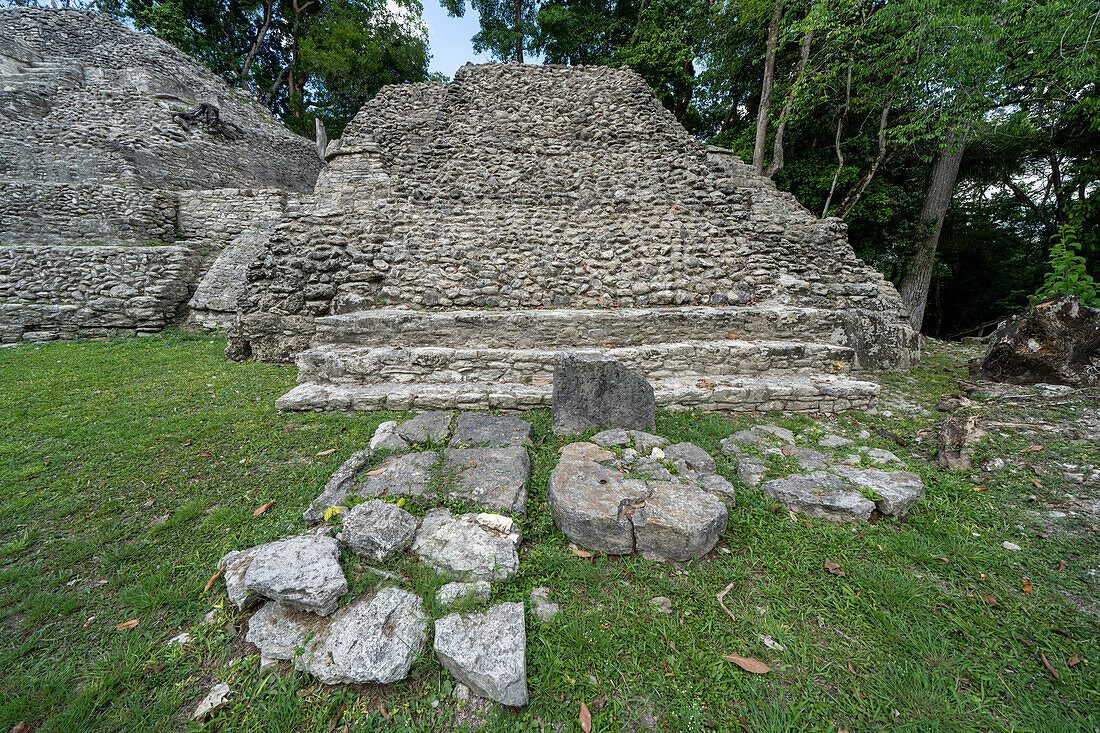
[275,306,881,414]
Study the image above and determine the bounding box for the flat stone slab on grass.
[304,451,437,523]
[241,535,347,616]
[548,441,730,562]
[449,413,533,448]
[336,499,418,562]
[828,465,925,518]
[246,586,427,684]
[437,580,492,607]
[551,353,656,436]
[412,509,521,581]
[445,446,530,515]
[761,472,875,523]
[664,442,716,474]
[434,602,528,707]
[398,411,454,444]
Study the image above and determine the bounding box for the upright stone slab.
[551,354,656,436]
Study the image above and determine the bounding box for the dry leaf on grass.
[1031,478,1044,489]
[203,566,224,593]
[571,547,594,558]
[316,448,336,456]
[198,452,212,458]
[980,594,997,606]
[1022,579,1033,593]
[252,500,275,517]
[1068,654,1084,667]
[579,701,592,733]
[723,653,771,674]
[9,721,33,733]
[824,560,846,577]
[114,619,139,630]
[1021,445,1044,453]
[716,583,736,622]
[1040,652,1060,680]
[1058,559,1067,571]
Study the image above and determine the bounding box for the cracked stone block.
[241,535,347,616]
[693,471,738,506]
[827,465,924,518]
[437,580,492,607]
[664,442,716,474]
[818,434,855,449]
[721,430,769,455]
[633,481,727,562]
[246,587,427,684]
[370,421,409,451]
[398,411,454,444]
[551,353,655,435]
[445,446,530,514]
[304,450,437,524]
[735,456,769,488]
[219,546,262,611]
[303,449,374,524]
[753,425,796,444]
[336,499,418,562]
[449,413,533,448]
[629,430,669,454]
[412,509,521,581]
[434,602,528,706]
[761,471,874,523]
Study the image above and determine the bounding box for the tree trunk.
[514,0,524,63]
[836,91,894,219]
[821,65,851,217]
[752,1,784,174]
[898,125,968,331]
[673,57,695,122]
[240,0,274,87]
[764,26,813,178]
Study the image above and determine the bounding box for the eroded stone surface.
[445,446,530,514]
[412,509,521,581]
[761,472,874,523]
[551,353,656,435]
[437,581,492,607]
[819,434,855,448]
[219,546,262,611]
[828,465,924,518]
[241,535,347,616]
[369,421,409,451]
[398,411,454,444]
[735,456,769,488]
[450,413,533,447]
[665,442,716,474]
[336,499,418,562]
[434,602,528,707]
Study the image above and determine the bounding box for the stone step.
[275,374,879,414]
[296,340,855,386]
[315,306,849,349]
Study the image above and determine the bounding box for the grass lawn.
[0,331,1097,732]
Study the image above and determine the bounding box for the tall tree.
[442,0,539,62]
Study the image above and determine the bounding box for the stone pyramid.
[231,63,919,413]
[0,8,320,341]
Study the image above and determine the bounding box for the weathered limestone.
[239,535,347,616]
[437,580,492,607]
[551,353,656,435]
[547,440,730,561]
[445,446,530,515]
[0,8,320,342]
[434,603,529,707]
[336,499,418,562]
[412,509,521,581]
[762,472,876,523]
[449,413,533,448]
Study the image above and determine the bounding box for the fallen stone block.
[412,509,521,581]
[434,602,528,706]
[449,413,533,447]
[240,535,347,616]
[445,446,530,514]
[761,472,874,523]
[551,353,655,435]
[336,499,418,562]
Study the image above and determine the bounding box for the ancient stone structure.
[0,8,320,342]
[232,63,918,413]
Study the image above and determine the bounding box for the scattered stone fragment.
[247,587,428,684]
[720,430,768,454]
[629,430,669,454]
[450,413,533,447]
[530,587,559,622]
[761,472,875,523]
[866,448,904,467]
[590,428,630,447]
[434,602,528,707]
[664,442,716,474]
[437,581,492,607]
[241,535,347,616]
[827,465,925,518]
[445,446,530,514]
[167,632,192,646]
[336,499,418,562]
[840,454,862,465]
[753,425,796,444]
[551,353,655,435]
[398,411,454,444]
[412,509,521,581]
[369,421,409,451]
[650,596,673,614]
[302,449,374,523]
[192,683,231,721]
[694,471,738,505]
[1003,541,1022,551]
[786,446,829,470]
[735,456,769,488]
[818,434,855,449]
[219,546,263,611]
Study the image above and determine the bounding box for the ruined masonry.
[0,8,320,342]
[234,64,919,413]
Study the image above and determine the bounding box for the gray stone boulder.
[664,442,716,474]
[398,411,454,444]
[241,535,347,616]
[369,421,409,451]
[305,451,438,523]
[219,546,263,611]
[445,446,530,514]
[437,580,492,607]
[412,509,521,581]
[761,472,875,523]
[246,587,428,684]
[720,430,771,455]
[551,353,655,435]
[827,465,925,518]
[865,448,904,467]
[548,442,728,561]
[590,428,631,447]
[449,413,533,447]
[336,499,418,562]
[434,602,528,706]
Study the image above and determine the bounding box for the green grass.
[0,331,1097,731]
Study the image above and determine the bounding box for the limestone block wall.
[0,244,197,341]
[0,181,178,246]
[177,188,288,252]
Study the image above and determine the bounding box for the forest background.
[6,0,1100,337]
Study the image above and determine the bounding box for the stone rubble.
[412,509,522,581]
[239,535,347,616]
[434,602,529,707]
[336,499,418,562]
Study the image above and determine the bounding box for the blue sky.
[421,3,493,77]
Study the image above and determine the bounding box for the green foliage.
[442,0,540,62]
[1033,225,1100,307]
